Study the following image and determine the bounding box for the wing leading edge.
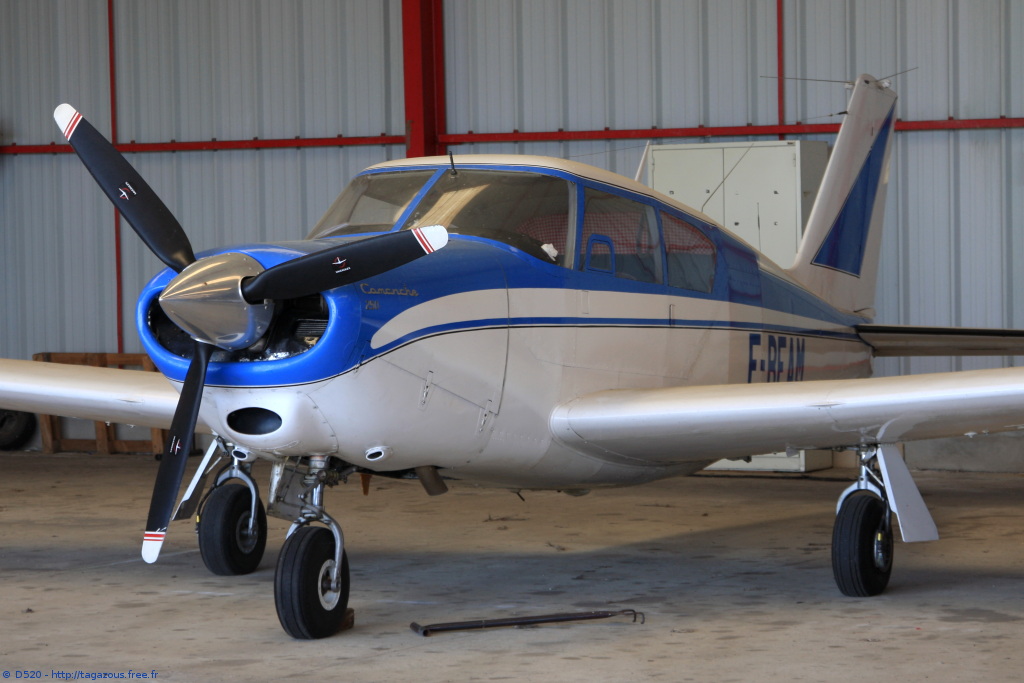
[0,359,205,433]
[550,367,1024,465]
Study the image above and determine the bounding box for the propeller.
[54,104,448,563]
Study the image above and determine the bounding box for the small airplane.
[4,73,1024,639]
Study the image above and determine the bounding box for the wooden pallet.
[32,352,168,455]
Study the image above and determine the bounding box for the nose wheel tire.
[198,483,268,575]
[275,525,351,639]
[832,493,893,597]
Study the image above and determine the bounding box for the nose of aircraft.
[203,386,339,456]
[56,102,449,562]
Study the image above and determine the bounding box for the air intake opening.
[227,408,283,435]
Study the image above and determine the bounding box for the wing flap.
[857,324,1024,357]
[0,359,207,432]
[550,367,1024,464]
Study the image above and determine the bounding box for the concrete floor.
[2,451,1023,682]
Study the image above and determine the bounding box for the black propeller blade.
[142,340,213,563]
[241,225,448,303]
[54,104,196,272]
[55,104,203,563]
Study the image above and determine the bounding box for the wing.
[0,359,208,432]
[550,367,1024,464]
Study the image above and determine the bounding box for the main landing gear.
[181,447,269,577]
[832,447,894,597]
[198,482,267,576]
[181,444,354,639]
[830,444,939,597]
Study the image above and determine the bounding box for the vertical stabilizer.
[787,75,897,315]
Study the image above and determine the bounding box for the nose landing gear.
[275,525,351,639]
[269,454,353,639]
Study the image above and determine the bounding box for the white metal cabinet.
[648,140,828,267]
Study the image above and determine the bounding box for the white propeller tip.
[413,225,449,254]
[141,531,166,563]
[54,104,82,140]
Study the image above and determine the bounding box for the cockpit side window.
[307,170,436,239]
[661,212,716,293]
[579,188,662,284]
[401,170,574,266]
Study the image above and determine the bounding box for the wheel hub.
[234,513,259,554]
[873,527,893,572]
[317,559,341,610]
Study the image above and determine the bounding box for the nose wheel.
[274,525,351,639]
[269,455,354,639]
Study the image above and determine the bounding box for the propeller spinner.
[54,104,448,563]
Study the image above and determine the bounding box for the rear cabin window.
[661,212,716,293]
[401,170,573,266]
[579,188,661,284]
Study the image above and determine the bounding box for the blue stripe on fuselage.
[368,316,862,360]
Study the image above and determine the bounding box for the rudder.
[787,75,898,316]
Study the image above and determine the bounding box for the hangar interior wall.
[2,0,1023,467]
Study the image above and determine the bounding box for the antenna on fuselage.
[634,140,652,183]
[448,151,458,177]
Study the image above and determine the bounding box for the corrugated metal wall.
[1,0,406,357]
[443,0,1024,380]
[2,0,1022,384]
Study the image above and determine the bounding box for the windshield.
[308,170,435,238]
[401,170,573,265]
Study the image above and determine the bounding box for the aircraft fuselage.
[137,157,872,489]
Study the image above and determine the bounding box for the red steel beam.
[896,117,1024,131]
[0,135,405,155]
[439,123,841,145]
[437,117,1024,145]
[776,0,786,139]
[402,0,447,157]
[108,0,125,353]
[4,118,1021,157]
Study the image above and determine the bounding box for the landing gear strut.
[831,446,895,597]
[269,454,353,639]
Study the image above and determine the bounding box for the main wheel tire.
[275,526,350,639]
[198,483,267,576]
[0,410,37,451]
[832,493,893,597]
